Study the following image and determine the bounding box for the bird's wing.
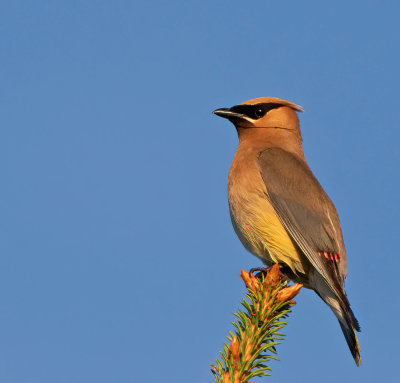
[257,147,347,299]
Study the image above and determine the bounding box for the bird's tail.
[316,283,361,365]
[338,315,361,366]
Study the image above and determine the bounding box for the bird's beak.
[213,108,245,120]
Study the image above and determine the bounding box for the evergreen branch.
[211,265,302,383]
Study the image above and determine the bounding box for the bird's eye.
[254,108,265,118]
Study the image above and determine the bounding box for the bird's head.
[213,97,303,131]
[213,97,305,156]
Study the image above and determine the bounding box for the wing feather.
[257,148,347,299]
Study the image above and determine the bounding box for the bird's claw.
[249,267,269,278]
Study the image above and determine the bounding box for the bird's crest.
[241,97,303,112]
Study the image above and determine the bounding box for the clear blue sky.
[1,1,399,382]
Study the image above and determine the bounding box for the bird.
[213,97,361,365]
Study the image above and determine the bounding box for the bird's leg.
[249,264,290,282]
[249,267,268,275]
[276,264,291,283]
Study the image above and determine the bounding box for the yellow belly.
[228,159,307,274]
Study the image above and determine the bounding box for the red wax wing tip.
[319,250,342,262]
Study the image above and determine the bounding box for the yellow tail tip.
[354,332,362,366]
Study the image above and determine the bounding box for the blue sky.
[1,1,399,382]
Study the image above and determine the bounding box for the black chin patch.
[230,103,283,120]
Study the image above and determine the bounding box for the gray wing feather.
[257,148,347,297]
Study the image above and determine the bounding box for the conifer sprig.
[211,265,302,383]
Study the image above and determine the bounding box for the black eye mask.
[229,103,283,119]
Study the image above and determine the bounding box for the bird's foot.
[249,267,269,279]
[249,264,291,283]
[276,264,291,283]
[249,267,268,274]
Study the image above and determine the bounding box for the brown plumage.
[213,97,361,365]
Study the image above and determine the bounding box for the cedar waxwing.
[213,97,361,365]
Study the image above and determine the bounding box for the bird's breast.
[227,148,306,273]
